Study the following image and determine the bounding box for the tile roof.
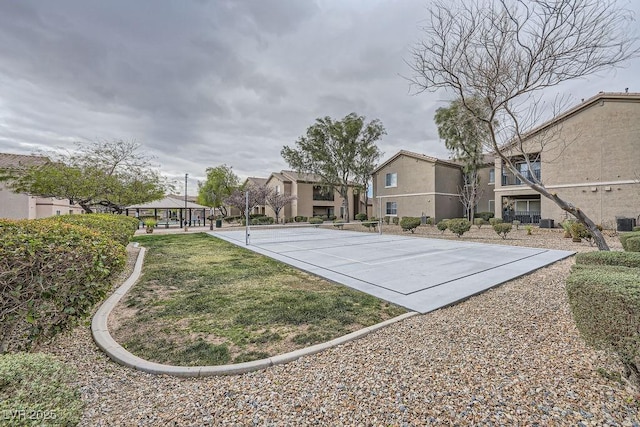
[0,152,49,169]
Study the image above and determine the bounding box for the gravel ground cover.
[37,227,640,426]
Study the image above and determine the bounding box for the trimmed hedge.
[493,223,512,239]
[308,217,323,225]
[436,220,449,233]
[0,352,83,426]
[474,211,495,221]
[355,213,367,221]
[627,236,640,252]
[620,232,640,251]
[474,218,485,229]
[489,218,503,226]
[0,219,126,352]
[250,216,275,225]
[48,213,138,246]
[566,267,640,385]
[575,251,640,269]
[400,217,421,233]
[448,218,471,237]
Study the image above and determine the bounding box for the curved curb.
[92,247,419,377]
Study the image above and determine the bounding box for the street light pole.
[184,173,188,232]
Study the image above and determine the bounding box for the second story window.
[489,168,495,184]
[313,185,334,201]
[385,172,397,188]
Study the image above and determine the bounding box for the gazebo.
[125,197,212,228]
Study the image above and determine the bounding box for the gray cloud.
[0,0,638,192]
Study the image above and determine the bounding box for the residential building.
[0,153,83,219]
[372,150,493,221]
[495,92,640,225]
[264,170,365,221]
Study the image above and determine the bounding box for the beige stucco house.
[0,153,83,220]
[263,170,366,221]
[372,150,493,221]
[495,92,640,226]
[372,92,640,226]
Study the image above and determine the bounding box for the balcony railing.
[503,211,541,224]
[501,169,541,186]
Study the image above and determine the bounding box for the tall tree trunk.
[528,182,610,250]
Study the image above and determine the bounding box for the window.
[385,172,397,188]
[55,210,61,215]
[386,201,397,215]
[488,200,495,213]
[312,185,334,201]
[489,168,495,184]
[275,185,280,194]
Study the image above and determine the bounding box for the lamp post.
[184,173,188,232]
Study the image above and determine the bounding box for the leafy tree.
[1,140,168,213]
[435,97,491,220]
[265,188,297,224]
[408,0,638,250]
[197,164,239,217]
[281,113,384,222]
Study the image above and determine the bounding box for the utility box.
[539,218,554,229]
[616,217,636,232]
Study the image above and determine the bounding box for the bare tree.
[408,0,639,250]
[224,185,270,220]
[264,188,297,224]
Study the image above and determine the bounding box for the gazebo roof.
[125,196,209,210]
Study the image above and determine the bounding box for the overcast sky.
[1,0,639,194]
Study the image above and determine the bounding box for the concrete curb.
[91,247,419,377]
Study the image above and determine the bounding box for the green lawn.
[112,233,406,366]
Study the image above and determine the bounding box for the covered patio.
[125,197,213,229]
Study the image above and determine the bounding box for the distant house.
[371,150,493,221]
[244,176,269,216]
[263,170,366,221]
[372,92,640,225]
[494,91,640,225]
[0,153,83,220]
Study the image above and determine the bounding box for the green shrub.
[250,216,275,225]
[308,216,323,225]
[474,212,495,221]
[355,213,367,221]
[512,220,521,230]
[425,217,433,225]
[489,218,503,226]
[0,219,125,352]
[576,251,640,268]
[525,225,533,235]
[620,232,640,251]
[333,219,346,229]
[142,217,157,229]
[570,221,591,241]
[474,218,485,229]
[627,237,640,252]
[436,220,449,233]
[392,216,400,225]
[362,218,378,230]
[383,216,391,225]
[224,215,241,223]
[0,353,84,426]
[448,218,471,237]
[634,226,640,232]
[400,217,421,233]
[566,268,640,386]
[493,223,512,239]
[328,215,337,221]
[48,213,138,246]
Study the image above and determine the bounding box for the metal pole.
[184,173,188,232]
[245,190,250,245]
[378,196,383,235]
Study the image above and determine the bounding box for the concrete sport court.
[212,226,573,314]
